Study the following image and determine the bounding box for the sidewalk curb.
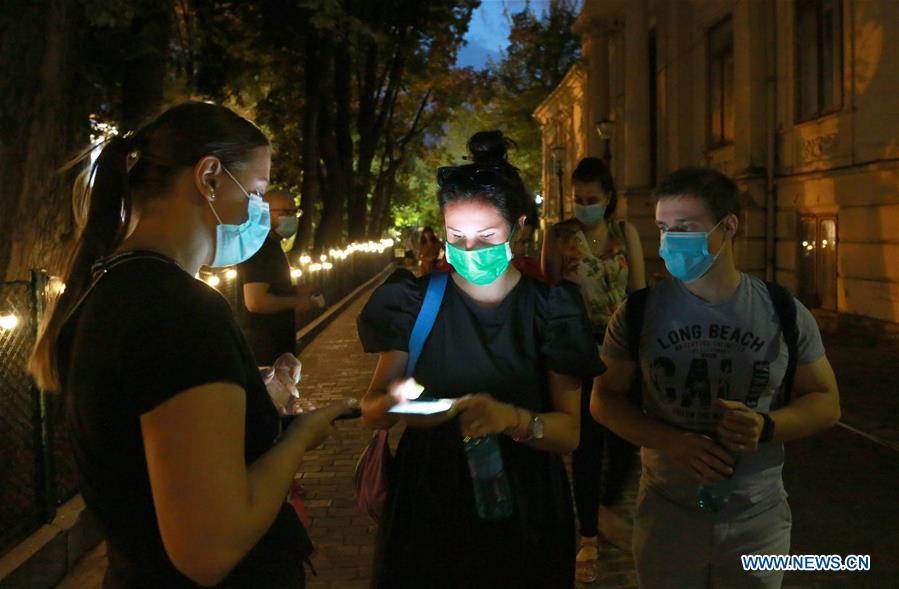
[0,496,103,589]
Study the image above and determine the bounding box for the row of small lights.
[1,240,396,330]
[196,239,395,289]
[3,116,394,330]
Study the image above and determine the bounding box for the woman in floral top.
[541,157,646,583]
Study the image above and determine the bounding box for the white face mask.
[275,216,299,238]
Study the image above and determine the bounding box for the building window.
[798,214,838,310]
[796,0,843,122]
[707,17,734,148]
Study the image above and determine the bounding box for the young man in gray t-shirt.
[593,167,840,589]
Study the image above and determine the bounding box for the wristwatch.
[513,412,545,443]
[758,412,775,444]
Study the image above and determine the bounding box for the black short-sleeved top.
[357,269,604,589]
[58,251,311,589]
[236,235,296,365]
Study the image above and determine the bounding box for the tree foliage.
[1,0,579,280]
[181,0,478,250]
[406,0,581,228]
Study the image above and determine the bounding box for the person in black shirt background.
[28,102,354,588]
[237,188,324,366]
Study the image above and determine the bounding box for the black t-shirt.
[357,270,604,588]
[58,251,311,589]
[236,235,296,365]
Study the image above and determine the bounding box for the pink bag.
[353,429,393,521]
[288,480,314,529]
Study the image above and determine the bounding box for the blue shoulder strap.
[405,272,449,378]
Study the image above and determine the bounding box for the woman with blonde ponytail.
[29,102,354,588]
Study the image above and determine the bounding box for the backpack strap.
[405,271,449,378]
[62,251,178,328]
[625,287,650,361]
[765,281,799,406]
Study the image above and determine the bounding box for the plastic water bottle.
[464,435,513,520]
[698,452,740,512]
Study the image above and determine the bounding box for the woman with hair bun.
[358,162,603,588]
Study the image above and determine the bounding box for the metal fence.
[0,271,78,555]
[0,241,394,555]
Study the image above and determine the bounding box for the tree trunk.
[367,87,431,238]
[349,42,405,241]
[0,0,90,282]
[367,144,392,239]
[296,32,321,253]
[314,46,347,251]
[377,176,397,236]
[121,4,171,129]
[333,41,355,242]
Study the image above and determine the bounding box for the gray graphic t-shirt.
[602,275,825,516]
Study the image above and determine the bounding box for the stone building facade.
[534,0,899,323]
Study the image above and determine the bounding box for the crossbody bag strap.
[405,271,449,379]
[61,251,179,328]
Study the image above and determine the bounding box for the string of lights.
[0,239,395,332]
[195,238,394,287]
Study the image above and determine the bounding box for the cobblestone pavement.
[294,285,380,589]
[57,280,897,588]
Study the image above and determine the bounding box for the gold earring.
[208,189,216,202]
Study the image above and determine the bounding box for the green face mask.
[445,232,514,286]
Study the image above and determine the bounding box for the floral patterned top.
[553,218,629,334]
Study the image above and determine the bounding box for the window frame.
[797,213,839,310]
[706,15,735,149]
[794,0,844,124]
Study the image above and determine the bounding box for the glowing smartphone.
[387,399,454,415]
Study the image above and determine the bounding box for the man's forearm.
[768,391,840,443]
[592,393,682,450]
[250,294,300,314]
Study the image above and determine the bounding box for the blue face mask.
[207,166,271,268]
[658,220,725,283]
[573,203,606,226]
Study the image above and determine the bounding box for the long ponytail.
[28,136,133,391]
[29,101,269,392]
